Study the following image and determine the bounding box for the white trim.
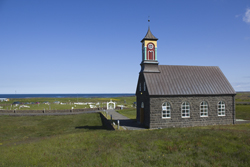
[218,101,225,116]
[200,101,208,117]
[181,102,190,118]
[141,102,144,108]
[162,102,171,118]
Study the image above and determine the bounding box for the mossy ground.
[0,113,250,166]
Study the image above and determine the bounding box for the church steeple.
[140,26,160,73]
[141,27,158,42]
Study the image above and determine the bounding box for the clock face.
[148,44,154,49]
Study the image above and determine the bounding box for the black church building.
[136,28,236,129]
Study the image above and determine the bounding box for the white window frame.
[181,102,190,118]
[144,82,146,91]
[218,101,225,116]
[162,102,171,119]
[200,101,208,117]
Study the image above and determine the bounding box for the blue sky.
[0,0,250,94]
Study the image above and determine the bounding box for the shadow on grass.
[118,119,145,129]
[75,126,106,130]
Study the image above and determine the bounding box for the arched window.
[139,83,141,91]
[141,102,144,108]
[162,102,171,118]
[144,82,146,91]
[181,102,190,118]
[200,101,208,117]
[218,101,225,116]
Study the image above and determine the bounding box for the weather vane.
[148,16,150,27]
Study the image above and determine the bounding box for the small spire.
[141,17,158,42]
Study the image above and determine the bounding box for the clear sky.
[1,0,250,94]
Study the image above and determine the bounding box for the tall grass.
[0,114,250,166]
[236,104,250,120]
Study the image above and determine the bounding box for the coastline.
[0,93,135,99]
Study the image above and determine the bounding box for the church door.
[140,108,144,123]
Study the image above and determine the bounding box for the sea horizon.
[0,93,135,99]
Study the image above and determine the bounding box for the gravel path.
[104,109,146,130]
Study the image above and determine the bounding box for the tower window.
[144,82,146,91]
[141,102,144,108]
[139,83,141,91]
[148,44,154,49]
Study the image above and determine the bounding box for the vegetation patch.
[116,108,136,119]
[0,114,250,166]
[236,104,250,120]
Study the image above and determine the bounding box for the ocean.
[0,94,135,99]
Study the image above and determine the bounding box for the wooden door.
[140,108,144,123]
[148,51,154,60]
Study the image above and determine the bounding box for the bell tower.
[140,27,160,73]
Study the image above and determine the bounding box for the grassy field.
[236,104,250,120]
[0,113,250,166]
[235,92,250,102]
[0,94,250,166]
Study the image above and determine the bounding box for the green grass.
[236,104,250,120]
[116,108,136,119]
[1,114,250,166]
[235,92,250,102]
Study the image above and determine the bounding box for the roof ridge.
[159,64,219,67]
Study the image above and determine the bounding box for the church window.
[139,83,141,91]
[141,102,144,108]
[200,101,208,117]
[162,102,171,118]
[181,102,190,118]
[144,82,146,91]
[148,44,154,49]
[218,101,225,116]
